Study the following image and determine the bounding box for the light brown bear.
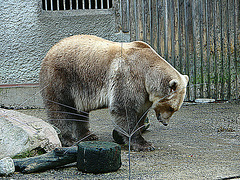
[39,35,188,151]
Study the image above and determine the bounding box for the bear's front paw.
[129,135,155,151]
[131,142,155,152]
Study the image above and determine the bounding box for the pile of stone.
[0,108,61,176]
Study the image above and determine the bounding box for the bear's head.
[147,72,189,126]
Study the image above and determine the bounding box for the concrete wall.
[0,0,129,108]
[0,0,129,85]
[0,85,44,109]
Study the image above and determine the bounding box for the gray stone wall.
[0,0,129,85]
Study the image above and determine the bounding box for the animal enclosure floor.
[8,102,240,179]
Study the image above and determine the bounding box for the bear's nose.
[157,114,169,126]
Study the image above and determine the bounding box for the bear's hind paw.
[82,133,99,141]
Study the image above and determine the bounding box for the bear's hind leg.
[45,100,98,147]
[73,110,99,142]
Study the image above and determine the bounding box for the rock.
[0,157,15,176]
[0,108,61,159]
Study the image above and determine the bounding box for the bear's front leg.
[110,106,155,152]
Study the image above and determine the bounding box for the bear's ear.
[169,79,178,92]
[183,75,189,83]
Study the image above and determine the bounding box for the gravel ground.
[2,101,240,179]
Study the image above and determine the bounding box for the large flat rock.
[0,108,61,159]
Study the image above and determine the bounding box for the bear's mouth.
[157,114,169,126]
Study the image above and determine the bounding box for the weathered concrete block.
[195,98,215,103]
[0,157,15,176]
[0,108,61,159]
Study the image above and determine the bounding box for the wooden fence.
[116,0,240,101]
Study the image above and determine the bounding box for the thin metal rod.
[128,137,131,180]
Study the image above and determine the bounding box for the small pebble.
[0,157,15,176]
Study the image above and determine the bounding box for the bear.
[39,35,189,151]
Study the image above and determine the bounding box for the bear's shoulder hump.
[130,41,151,49]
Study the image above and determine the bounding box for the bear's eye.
[169,107,175,112]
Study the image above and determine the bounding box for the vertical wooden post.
[121,0,129,32]
[45,0,48,10]
[114,0,121,33]
[191,0,197,99]
[184,0,190,99]
[170,0,175,67]
[76,0,78,10]
[206,0,211,98]
[156,0,160,54]
[134,0,139,40]
[177,0,182,73]
[233,0,239,99]
[137,0,143,40]
[220,0,224,99]
[213,0,218,100]
[199,0,204,98]
[101,0,104,9]
[149,0,153,47]
[226,0,231,100]
[63,0,66,10]
[164,0,168,61]
[57,0,60,10]
[70,0,73,10]
[129,0,136,40]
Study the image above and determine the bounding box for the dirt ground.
[2,101,240,180]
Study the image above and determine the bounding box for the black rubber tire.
[77,141,121,173]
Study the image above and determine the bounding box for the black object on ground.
[14,147,78,173]
[77,141,121,173]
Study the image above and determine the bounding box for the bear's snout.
[157,114,169,126]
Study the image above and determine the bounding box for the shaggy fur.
[39,35,188,151]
